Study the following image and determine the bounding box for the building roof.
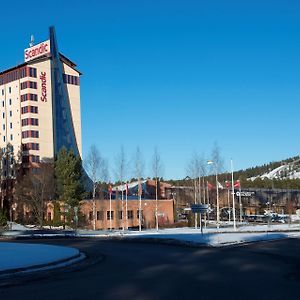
[0,53,82,76]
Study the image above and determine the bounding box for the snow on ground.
[1,223,300,274]
[0,243,79,272]
[117,223,300,247]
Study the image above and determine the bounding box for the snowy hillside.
[249,159,300,181]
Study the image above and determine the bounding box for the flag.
[234,180,240,188]
[108,184,112,195]
[125,182,129,195]
[207,181,214,190]
[217,181,224,189]
[225,180,230,189]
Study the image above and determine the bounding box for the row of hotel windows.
[89,210,143,221]
[3,123,13,130]
[2,111,13,118]
[22,155,40,163]
[21,118,39,126]
[22,130,39,138]
[21,106,38,114]
[0,67,37,85]
[22,143,39,151]
[3,135,13,142]
[20,81,37,90]
[2,99,12,106]
[21,93,38,102]
[62,74,80,86]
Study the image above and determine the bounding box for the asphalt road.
[1,237,300,300]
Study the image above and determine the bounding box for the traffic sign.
[191,204,209,214]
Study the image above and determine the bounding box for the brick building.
[80,198,174,230]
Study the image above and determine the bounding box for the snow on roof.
[112,180,147,191]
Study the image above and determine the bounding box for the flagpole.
[206,181,209,226]
[138,179,142,232]
[121,183,124,232]
[231,159,237,230]
[155,177,158,232]
[125,182,128,230]
[109,186,112,231]
[216,169,220,229]
[239,180,242,223]
[194,179,197,229]
[226,181,231,223]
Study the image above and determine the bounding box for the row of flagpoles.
[107,180,144,231]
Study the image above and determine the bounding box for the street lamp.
[207,160,220,229]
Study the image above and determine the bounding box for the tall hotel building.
[0,27,82,168]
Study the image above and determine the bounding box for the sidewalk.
[0,242,84,278]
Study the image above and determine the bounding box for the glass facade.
[49,26,80,157]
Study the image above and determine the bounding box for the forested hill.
[167,156,300,189]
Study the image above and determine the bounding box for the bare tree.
[85,144,103,230]
[152,147,164,231]
[15,161,54,228]
[187,152,202,228]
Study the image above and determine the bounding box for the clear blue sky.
[1,0,300,179]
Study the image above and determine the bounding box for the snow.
[122,225,300,247]
[0,242,79,272]
[261,165,287,179]
[1,223,300,275]
[112,180,147,192]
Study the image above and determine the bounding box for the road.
[1,237,300,299]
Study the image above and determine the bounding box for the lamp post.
[207,160,220,229]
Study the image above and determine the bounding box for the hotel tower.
[0,27,82,169]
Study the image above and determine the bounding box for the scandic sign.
[24,40,51,62]
[40,71,47,102]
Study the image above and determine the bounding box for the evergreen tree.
[55,147,85,224]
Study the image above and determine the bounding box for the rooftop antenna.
[29,35,35,47]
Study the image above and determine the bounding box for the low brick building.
[80,198,174,230]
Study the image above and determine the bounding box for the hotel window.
[2,124,4,130]
[9,111,12,117]
[3,136,5,142]
[28,67,37,78]
[10,123,12,129]
[127,210,133,219]
[31,155,40,163]
[8,87,11,93]
[107,211,114,220]
[97,211,104,221]
[1,90,3,96]
[2,112,4,118]
[2,101,4,107]
[10,134,13,141]
[9,99,11,105]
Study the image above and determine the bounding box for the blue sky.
[1,1,300,179]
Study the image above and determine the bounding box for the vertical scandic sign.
[40,71,47,102]
[24,40,51,62]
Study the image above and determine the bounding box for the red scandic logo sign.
[40,72,47,102]
[24,40,51,62]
